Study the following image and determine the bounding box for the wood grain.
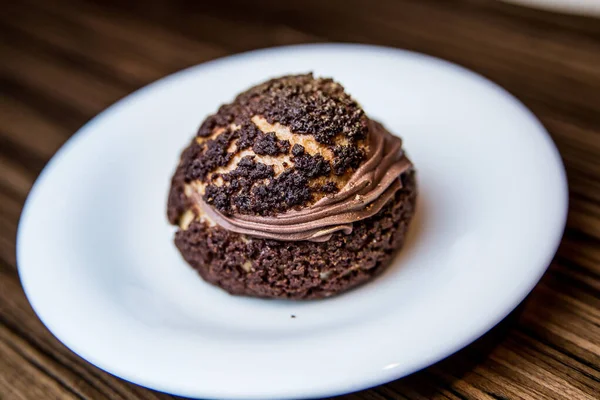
[1,0,599,399]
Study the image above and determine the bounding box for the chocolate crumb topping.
[292,153,331,178]
[230,156,275,180]
[184,130,236,181]
[252,170,312,214]
[206,161,313,216]
[198,73,367,144]
[332,145,366,175]
[321,181,338,193]
[176,74,375,216]
[204,156,276,214]
[253,132,291,155]
[291,144,305,156]
[197,103,241,137]
[236,121,261,150]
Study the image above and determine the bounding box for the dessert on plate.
[167,73,416,299]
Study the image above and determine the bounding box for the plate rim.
[500,0,600,16]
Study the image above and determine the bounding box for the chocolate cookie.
[167,73,417,299]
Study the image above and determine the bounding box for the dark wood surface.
[2,0,600,399]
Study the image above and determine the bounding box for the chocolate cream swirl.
[198,121,413,242]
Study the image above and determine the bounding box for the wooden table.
[2,0,599,399]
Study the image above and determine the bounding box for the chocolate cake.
[167,74,417,299]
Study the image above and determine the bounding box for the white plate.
[500,0,600,16]
[17,44,568,399]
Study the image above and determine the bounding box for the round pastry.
[167,74,417,299]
